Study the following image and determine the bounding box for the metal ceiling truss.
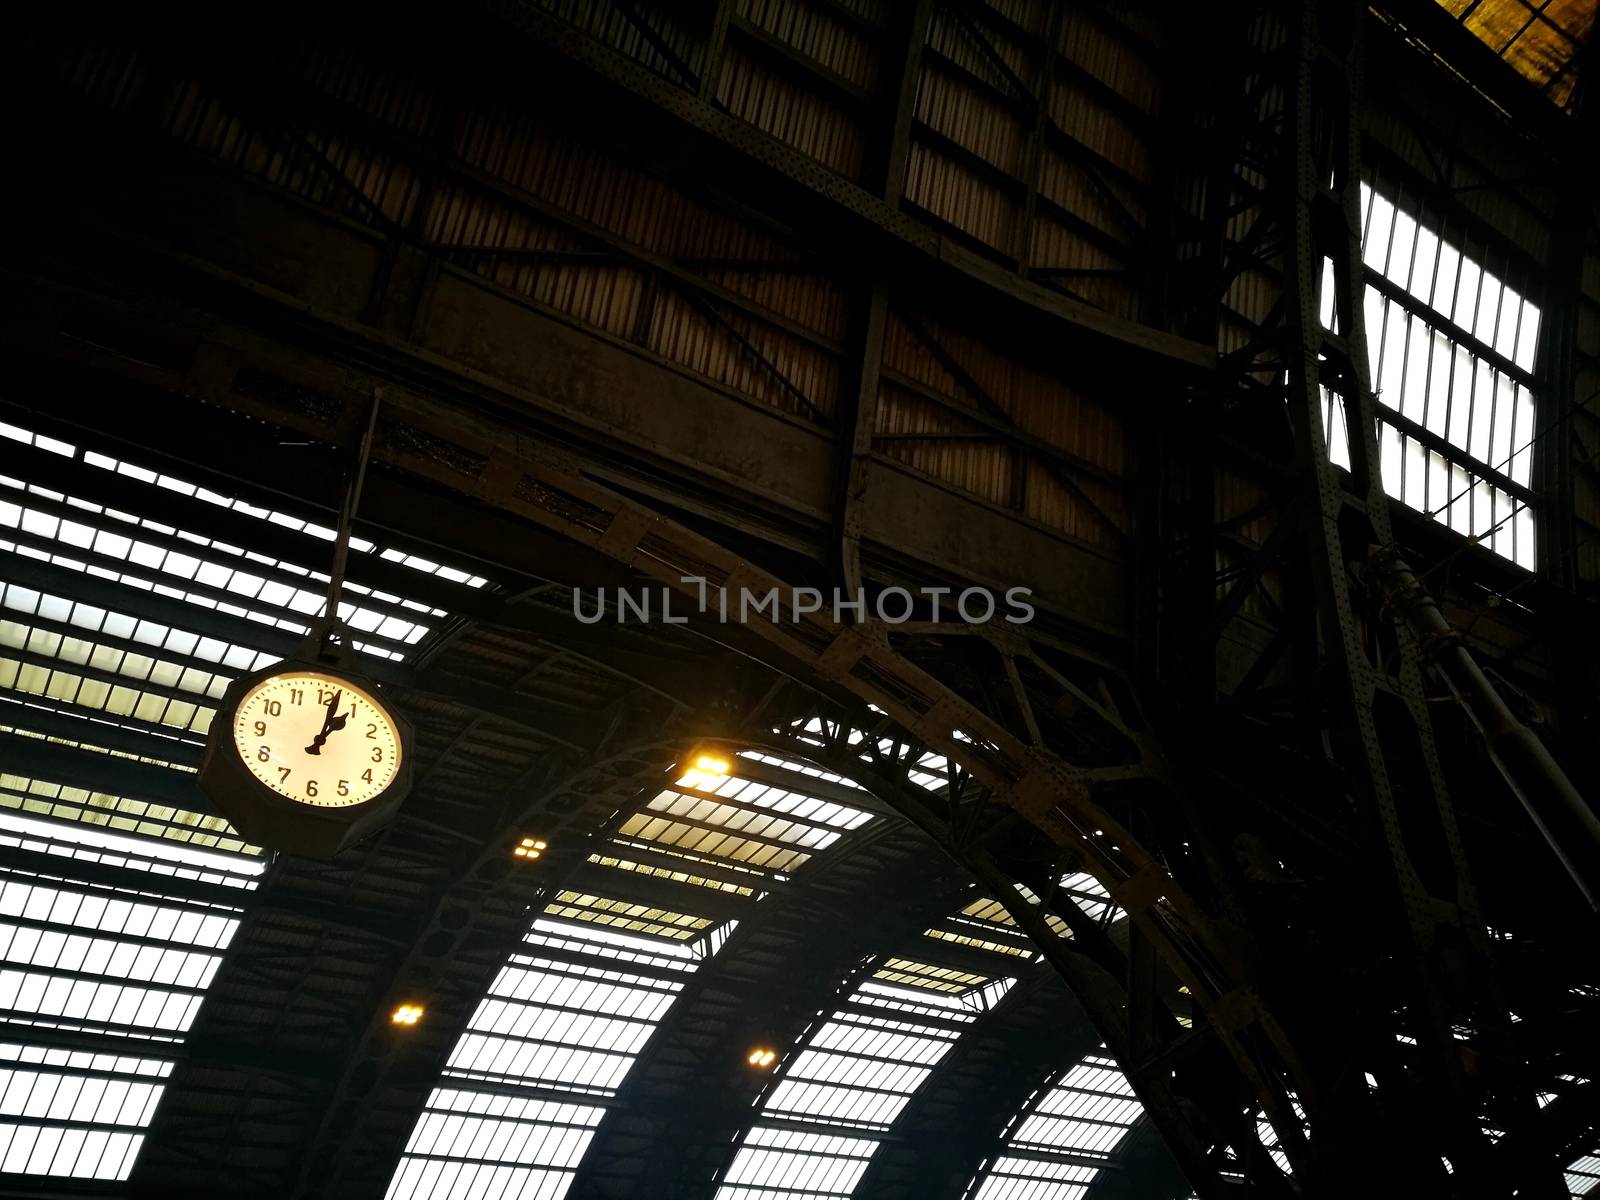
[7,273,1300,1194]
[850,967,1106,1200]
[302,681,935,1199]
[277,728,689,1196]
[565,830,976,1198]
[1173,2,1597,1195]
[461,0,1214,374]
[11,283,1307,1196]
[2,4,1595,1198]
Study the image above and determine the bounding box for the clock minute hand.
[304,689,344,755]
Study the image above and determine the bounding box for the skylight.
[964,1050,1144,1200]
[614,760,876,878]
[388,751,894,1200]
[0,412,497,1186]
[0,1042,168,1179]
[0,811,262,1181]
[545,889,714,941]
[1431,0,1594,109]
[0,417,494,790]
[0,419,487,666]
[385,916,733,1200]
[0,771,254,858]
[954,872,1120,946]
[1565,1150,1600,1196]
[716,971,1014,1200]
[1316,181,1541,568]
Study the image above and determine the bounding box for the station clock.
[201,658,413,858]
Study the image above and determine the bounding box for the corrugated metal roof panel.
[1441,0,1595,107]
[739,0,882,90]
[296,47,438,138]
[928,4,1031,83]
[904,144,1015,251]
[532,0,706,87]
[1047,79,1151,183]
[983,0,1046,37]
[917,68,1026,176]
[1058,12,1160,113]
[883,315,1129,474]
[717,50,867,180]
[647,291,839,422]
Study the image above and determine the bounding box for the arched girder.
[1,6,1593,1198]
[560,710,1088,1196]
[734,710,1282,1199]
[297,706,976,1200]
[8,280,1293,1195]
[180,333,1315,1188]
[281,734,689,1197]
[129,704,688,1198]
[0,355,1254,1196]
[563,817,974,1198]
[284,640,818,1197]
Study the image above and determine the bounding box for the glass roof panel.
[0,419,489,665]
[611,758,877,879]
[387,1089,603,1200]
[0,414,526,1189]
[716,960,1014,1200]
[0,810,261,1182]
[392,744,925,1200]
[0,768,252,858]
[1323,183,1542,568]
[545,890,714,941]
[0,1041,169,1180]
[1564,1150,1600,1196]
[964,1050,1144,1200]
[385,916,730,1199]
[1435,0,1595,108]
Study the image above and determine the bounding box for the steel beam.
[464,0,1213,376]
[0,731,207,812]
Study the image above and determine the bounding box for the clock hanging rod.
[311,389,383,663]
[198,385,416,859]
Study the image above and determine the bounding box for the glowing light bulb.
[391,1003,425,1026]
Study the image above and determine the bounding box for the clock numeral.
[257,745,270,762]
[337,780,350,796]
[306,780,318,798]
[263,700,282,717]
[371,746,384,763]
[253,720,266,737]
[361,769,373,784]
[365,723,378,739]
[317,688,336,705]
[277,766,292,783]
[291,688,304,705]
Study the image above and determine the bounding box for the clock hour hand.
[304,689,345,755]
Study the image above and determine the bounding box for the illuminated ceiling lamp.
[390,1002,425,1026]
[679,747,734,790]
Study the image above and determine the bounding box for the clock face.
[231,671,402,808]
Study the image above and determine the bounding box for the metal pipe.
[1373,547,1600,910]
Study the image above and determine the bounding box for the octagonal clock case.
[201,656,415,858]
